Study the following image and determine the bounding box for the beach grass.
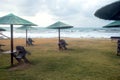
[0,38,120,80]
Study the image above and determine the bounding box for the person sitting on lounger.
[58,39,68,50]
[27,38,34,46]
[15,46,30,63]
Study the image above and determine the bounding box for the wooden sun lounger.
[0,33,10,39]
[2,50,16,54]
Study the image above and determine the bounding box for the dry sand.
[0,38,113,51]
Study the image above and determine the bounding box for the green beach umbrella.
[103,21,120,28]
[94,1,120,20]
[0,13,36,66]
[47,21,73,49]
[17,25,36,46]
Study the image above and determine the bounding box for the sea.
[1,27,120,39]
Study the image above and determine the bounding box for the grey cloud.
[44,0,83,17]
[0,0,46,16]
[0,0,119,27]
[16,0,45,16]
[0,0,118,17]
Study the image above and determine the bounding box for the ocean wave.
[1,27,120,38]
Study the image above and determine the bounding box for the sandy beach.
[0,38,119,80]
[0,38,113,51]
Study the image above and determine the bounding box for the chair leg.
[23,56,30,63]
[16,58,23,64]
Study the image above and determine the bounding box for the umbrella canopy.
[47,21,73,29]
[0,13,36,66]
[47,21,73,49]
[0,28,6,31]
[103,21,120,28]
[0,13,36,25]
[17,25,36,30]
[17,25,36,46]
[94,1,120,20]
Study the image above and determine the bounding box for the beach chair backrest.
[16,46,27,54]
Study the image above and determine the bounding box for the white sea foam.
[1,27,120,38]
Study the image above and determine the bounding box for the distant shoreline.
[0,37,110,39]
[1,27,120,39]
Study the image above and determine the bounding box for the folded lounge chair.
[58,39,68,50]
[27,38,34,46]
[13,46,30,63]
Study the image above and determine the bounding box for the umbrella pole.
[10,24,14,66]
[58,29,60,49]
[26,29,28,47]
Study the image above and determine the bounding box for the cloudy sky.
[0,0,118,27]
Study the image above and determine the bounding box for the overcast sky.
[0,0,118,27]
